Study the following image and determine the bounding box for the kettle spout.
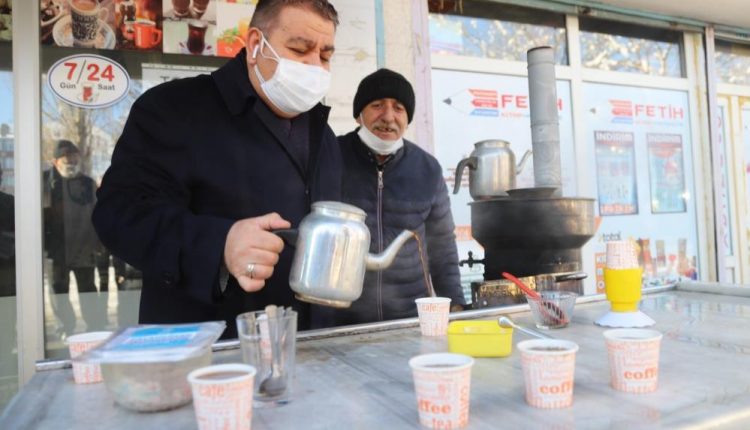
[365,230,415,271]
[516,149,532,175]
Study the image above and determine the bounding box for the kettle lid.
[312,201,366,218]
[475,139,511,148]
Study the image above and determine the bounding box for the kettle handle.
[273,229,298,247]
[452,156,477,194]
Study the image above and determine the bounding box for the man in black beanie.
[320,68,465,327]
[44,140,107,337]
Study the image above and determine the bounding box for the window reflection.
[579,18,683,77]
[40,72,143,357]
[0,3,16,408]
[428,1,568,64]
[40,48,225,358]
[715,40,750,85]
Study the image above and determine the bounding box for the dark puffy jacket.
[323,130,465,326]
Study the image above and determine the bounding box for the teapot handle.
[273,229,298,247]
[452,156,477,194]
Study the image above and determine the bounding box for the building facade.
[1,0,749,411]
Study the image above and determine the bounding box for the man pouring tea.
[93,0,342,338]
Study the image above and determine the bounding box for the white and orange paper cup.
[66,331,112,384]
[606,240,639,270]
[409,353,474,429]
[188,364,257,430]
[415,297,452,336]
[517,339,578,409]
[604,329,662,393]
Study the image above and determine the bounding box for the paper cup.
[66,331,112,384]
[603,329,662,393]
[409,353,474,429]
[606,240,639,269]
[415,297,451,336]
[517,339,578,408]
[188,364,257,430]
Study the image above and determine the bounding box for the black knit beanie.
[54,140,80,159]
[352,68,415,123]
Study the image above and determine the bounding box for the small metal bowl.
[100,348,212,412]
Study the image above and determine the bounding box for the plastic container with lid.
[447,320,513,357]
[80,321,225,412]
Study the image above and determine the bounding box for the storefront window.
[579,18,683,77]
[428,1,568,64]
[0,0,16,411]
[715,40,750,85]
[583,83,698,288]
[39,0,229,359]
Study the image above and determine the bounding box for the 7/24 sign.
[48,54,131,109]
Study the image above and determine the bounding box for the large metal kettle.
[452,140,532,199]
[276,201,414,308]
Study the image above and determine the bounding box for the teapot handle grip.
[452,156,477,194]
[273,229,298,247]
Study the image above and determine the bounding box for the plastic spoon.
[259,305,286,397]
[501,272,568,325]
[498,316,553,339]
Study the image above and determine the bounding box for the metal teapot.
[276,201,414,308]
[452,140,532,200]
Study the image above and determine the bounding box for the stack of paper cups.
[606,240,639,269]
[66,331,113,384]
[604,241,643,313]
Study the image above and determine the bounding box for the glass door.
[0,0,18,411]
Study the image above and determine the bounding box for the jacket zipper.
[376,168,384,321]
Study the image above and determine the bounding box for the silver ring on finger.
[246,262,256,280]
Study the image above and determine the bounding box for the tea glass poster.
[41,0,163,51]
[162,0,217,55]
[0,0,10,41]
[594,130,638,216]
[647,133,687,214]
[214,1,254,58]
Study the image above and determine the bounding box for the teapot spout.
[365,230,415,271]
[516,149,532,175]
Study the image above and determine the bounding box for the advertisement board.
[584,83,698,285]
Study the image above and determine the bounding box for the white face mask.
[253,34,331,116]
[58,162,80,178]
[357,116,404,155]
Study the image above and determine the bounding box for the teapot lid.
[312,201,366,218]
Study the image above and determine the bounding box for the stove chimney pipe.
[527,46,562,197]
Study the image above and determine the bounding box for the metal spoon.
[498,316,553,339]
[259,305,286,397]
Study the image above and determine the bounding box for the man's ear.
[245,28,263,66]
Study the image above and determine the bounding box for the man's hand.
[224,213,291,292]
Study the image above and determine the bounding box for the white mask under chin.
[253,34,331,115]
[357,124,404,155]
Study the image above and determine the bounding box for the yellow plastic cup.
[604,268,643,312]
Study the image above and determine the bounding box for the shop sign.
[47,54,130,109]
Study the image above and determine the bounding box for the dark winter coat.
[92,50,342,338]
